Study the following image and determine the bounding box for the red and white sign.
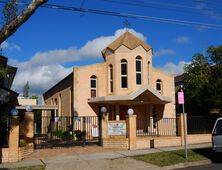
[178,92,185,104]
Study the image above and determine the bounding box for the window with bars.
[156,79,162,94]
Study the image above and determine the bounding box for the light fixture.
[127,108,134,115]
[100,106,107,113]
[11,108,18,116]
[26,105,33,112]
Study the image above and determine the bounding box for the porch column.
[116,104,120,121]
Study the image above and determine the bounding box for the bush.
[19,139,27,147]
[53,130,73,141]
[74,130,86,141]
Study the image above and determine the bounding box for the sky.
[1,0,222,96]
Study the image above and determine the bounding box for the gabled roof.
[88,84,172,104]
[101,31,152,58]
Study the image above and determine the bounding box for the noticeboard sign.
[108,122,126,136]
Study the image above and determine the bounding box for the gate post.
[8,116,19,162]
[101,112,109,146]
[126,115,137,150]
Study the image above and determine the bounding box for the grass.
[132,149,210,167]
[10,165,45,170]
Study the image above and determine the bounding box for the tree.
[183,45,222,116]
[0,0,47,44]
[23,81,29,98]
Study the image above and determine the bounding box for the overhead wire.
[0,0,222,31]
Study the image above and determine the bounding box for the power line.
[99,0,222,18]
[1,0,222,31]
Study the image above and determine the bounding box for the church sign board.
[108,122,126,136]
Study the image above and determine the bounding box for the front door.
[119,105,129,120]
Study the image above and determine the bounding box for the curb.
[163,159,211,170]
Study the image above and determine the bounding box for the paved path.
[0,143,212,170]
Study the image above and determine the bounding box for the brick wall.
[103,138,128,149]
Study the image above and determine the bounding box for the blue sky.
[1,0,222,95]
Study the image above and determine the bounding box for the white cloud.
[161,61,189,75]
[153,48,175,57]
[175,36,190,44]
[10,28,146,95]
[1,41,21,51]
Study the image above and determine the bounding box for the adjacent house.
[0,55,18,147]
[43,31,176,122]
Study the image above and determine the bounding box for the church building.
[43,31,176,122]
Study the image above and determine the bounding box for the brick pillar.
[24,112,34,144]
[101,112,109,146]
[177,113,187,146]
[8,116,19,162]
[126,115,137,150]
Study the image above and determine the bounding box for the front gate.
[34,116,100,149]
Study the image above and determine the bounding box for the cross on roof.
[123,20,131,31]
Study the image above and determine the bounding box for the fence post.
[8,116,19,162]
[177,113,187,146]
[126,115,137,150]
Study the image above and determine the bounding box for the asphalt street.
[179,164,222,170]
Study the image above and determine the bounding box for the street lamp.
[100,107,107,113]
[26,105,33,112]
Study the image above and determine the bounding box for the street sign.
[178,92,184,104]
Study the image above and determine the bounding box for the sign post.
[178,87,187,159]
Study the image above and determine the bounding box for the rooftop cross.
[123,20,131,31]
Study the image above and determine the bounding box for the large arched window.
[90,75,97,97]
[156,79,162,94]
[121,59,128,88]
[109,64,113,93]
[136,56,142,85]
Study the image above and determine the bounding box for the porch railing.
[136,117,177,137]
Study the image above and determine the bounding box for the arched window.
[136,56,142,85]
[109,64,113,93]
[90,75,97,97]
[156,79,162,94]
[121,59,128,88]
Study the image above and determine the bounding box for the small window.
[121,59,128,88]
[156,79,162,94]
[136,56,142,85]
[90,75,97,97]
[109,64,113,93]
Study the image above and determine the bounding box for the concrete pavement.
[0,143,212,170]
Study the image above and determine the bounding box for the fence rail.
[187,116,216,134]
[136,117,177,137]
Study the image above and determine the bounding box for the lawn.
[132,148,211,167]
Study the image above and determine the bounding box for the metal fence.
[136,117,177,137]
[187,116,216,134]
[34,116,100,149]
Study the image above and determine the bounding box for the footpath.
[0,143,211,170]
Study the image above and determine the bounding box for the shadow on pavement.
[192,147,222,164]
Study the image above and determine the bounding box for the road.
[180,164,222,170]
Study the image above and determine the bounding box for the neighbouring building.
[0,55,18,147]
[43,31,176,122]
[17,96,37,106]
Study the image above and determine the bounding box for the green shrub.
[61,131,74,141]
[74,130,86,141]
[53,130,63,138]
[19,139,27,147]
